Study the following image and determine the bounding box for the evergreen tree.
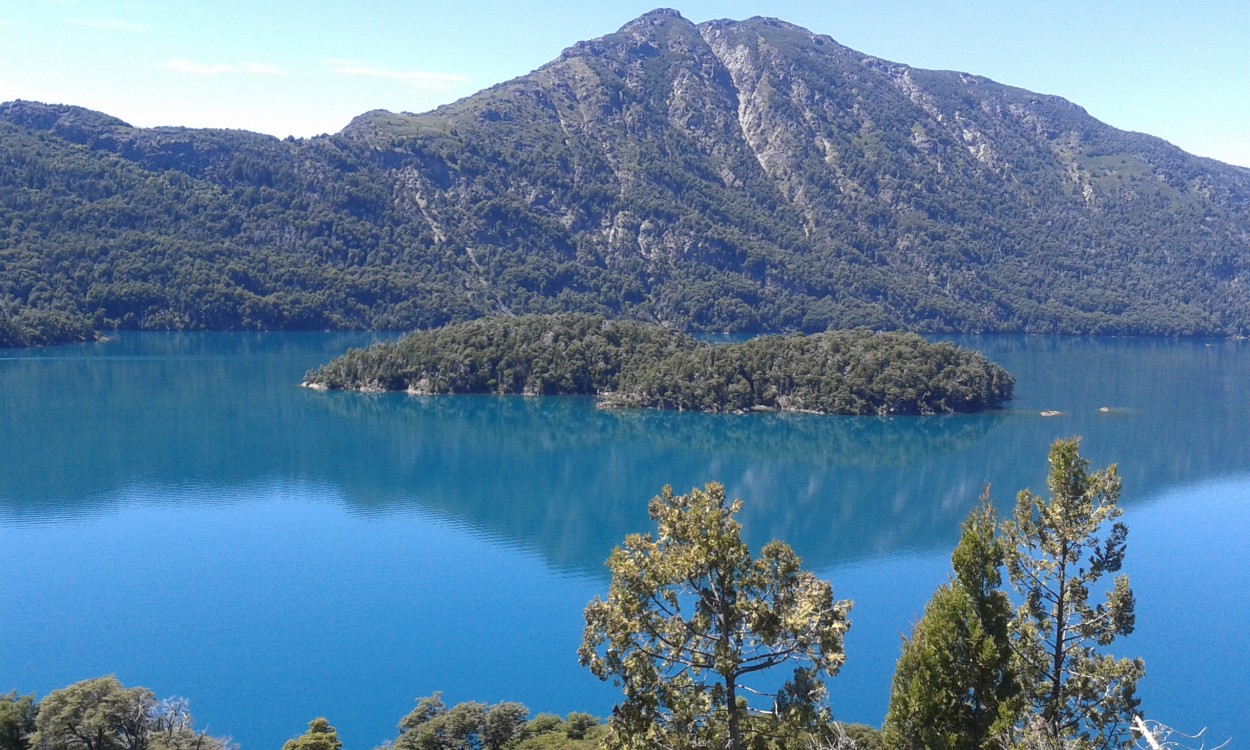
[882,495,1019,750]
[1002,438,1143,750]
[281,718,342,750]
[579,483,852,750]
[0,692,36,750]
[392,695,531,750]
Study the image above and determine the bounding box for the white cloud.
[68,18,144,32]
[327,60,468,91]
[163,59,286,76]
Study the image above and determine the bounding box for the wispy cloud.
[68,18,144,32]
[163,59,286,76]
[327,60,468,91]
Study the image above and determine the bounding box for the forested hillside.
[3,9,1249,346]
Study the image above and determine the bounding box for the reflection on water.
[6,335,1247,571]
[4,333,1010,571]
[2,333,1248,748]
[307,394,1010,571]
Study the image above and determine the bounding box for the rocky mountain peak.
[560,6,703,62]
[627,7,687,24]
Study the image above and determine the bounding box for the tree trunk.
[725,675,741,750]
[1049,542,1069,743]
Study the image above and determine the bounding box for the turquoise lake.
[1,333,1247,748]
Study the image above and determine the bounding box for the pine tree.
[882,495,1019,750]
[1002,438,1143,750]
[282,718,342,750]
[580,482,852,750]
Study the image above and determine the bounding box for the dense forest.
[0,303,95,347]
[3,11,1250,347]
[302,314,1014,415]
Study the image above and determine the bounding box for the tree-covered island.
[301,314,1013,415]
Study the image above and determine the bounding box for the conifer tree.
[882,495,1019,750]
[281,718,342,750]
[580,482,852,750]
[0,692,36,750]
[1002,438,1143,750]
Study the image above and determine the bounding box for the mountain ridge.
[2,10,1249,345]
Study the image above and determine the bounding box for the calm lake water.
[1,333,1247,749]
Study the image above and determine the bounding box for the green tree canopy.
[0,692,36,750]
[304,314,1015,416]
[392,694,530,750]
[882,494,1019,750]
[579,482,852,750]
[30,677,154,750]
[1002,438,1143,750]
[281,718,341,750]
[29,677,226,750]
[512,712,606,750]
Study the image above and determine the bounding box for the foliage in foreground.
[882,495,1019,749]
[1002,438,1142,750]
[580,482,852,750]
[0,692,36,750]
[382,695,604,750]
[5,681,887,750]
[282,718,341,750]
[883,438,1145,750]
[5,676,230,750]
[303,314,1014,415]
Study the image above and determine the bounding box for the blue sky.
[2,1,1247,167]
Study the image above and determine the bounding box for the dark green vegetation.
[0,692,35,750]
[1,684,607,750]
[281,718,342,750]
[881,438,1141,750]
[302,314,1014,415]
[882,496,1020,750]
[282,702,607,750]
[390,694,603,750]
[0,304,96,347]
[4,11,1250,347]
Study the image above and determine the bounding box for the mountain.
[3,9,1249,345]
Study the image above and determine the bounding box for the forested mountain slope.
[3,9,1249,345]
